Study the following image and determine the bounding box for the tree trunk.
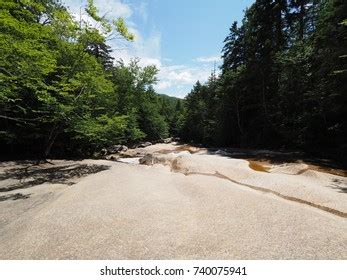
[299,0,306,40]
[43,124,61,159]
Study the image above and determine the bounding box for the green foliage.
[4,0,343,160]
[85,0,102,22]
[71,113,146,151]
[138,98,169,140]
[157,94,184,136]
[180,0,346,159]
[181,78,218,145]
[113,18,135,41]
[0,0,179,158]
[73,115,129,148]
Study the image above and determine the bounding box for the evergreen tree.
[180,0,345,161]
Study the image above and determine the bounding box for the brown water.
[248,161,271,173]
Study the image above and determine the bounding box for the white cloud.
[110,31,162,68]
[170,90,189,99]
[138,57,161,68]
[136,2,148,23]
[156,81,172,90]
[109,0,133,18]
[194,55,222,63]
[158,65,212,84]
[63,0,214,98]
[137,32,161,59]
[154,64,213,96]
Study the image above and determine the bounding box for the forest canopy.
[0,0,346,161]
[180,0,346,160]
[0,0,183,158]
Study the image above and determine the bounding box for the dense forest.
[0,0,183,158]
[180,0,346,160]
[0,0,346,160]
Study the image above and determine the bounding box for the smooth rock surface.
[0,144,346,259]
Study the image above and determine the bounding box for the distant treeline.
[180,0,346,159]
[0,0,183,158]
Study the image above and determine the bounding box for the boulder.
[138,142,152,148]
[100,148,108,156]
[119,149,146,158]
[139,154,154,165]
[163,137,173,144]
[105,155,119,161]
[107,145,121,154]
[107,145,128,154]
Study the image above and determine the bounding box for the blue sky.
[63,0,254,97]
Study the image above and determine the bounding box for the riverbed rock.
[106,145,128,154]
[100,148,108,156]
[139,153,174,166]
[107,145,120,154]
[119,149,146,158]
[104,155,118,161]
[139,142,152,148]
[163,137,173,144]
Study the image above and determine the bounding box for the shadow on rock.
[205,148,347,177]
[0,193,31,202]
[326,179,347,194]
[0,164,110,192]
